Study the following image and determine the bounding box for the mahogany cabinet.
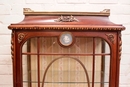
[8,8,125,87]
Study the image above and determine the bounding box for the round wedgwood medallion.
[59,32,74,47]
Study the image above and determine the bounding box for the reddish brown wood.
[37,37,40,87]
[92,38,95,87]
[8,9,125,87]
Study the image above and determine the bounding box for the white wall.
[0,0,130,87]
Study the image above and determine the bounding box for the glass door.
[22,36,110,87]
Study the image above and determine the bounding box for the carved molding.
[18,33,25,43]
[106,33,115,44]
[11,31,14,60]
[55,15,78,22]
[8,26,124,31]
[119,34,122,60]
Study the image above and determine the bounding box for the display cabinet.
[8,8,125,87]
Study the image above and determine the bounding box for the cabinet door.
[22,36,110,87]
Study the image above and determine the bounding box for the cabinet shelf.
[22,52,110,56]
[23,71,109,83]
[24,70,106,74]
[23,81,109,84]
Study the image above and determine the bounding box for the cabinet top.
[8,8,125,31]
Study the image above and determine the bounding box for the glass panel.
[40,55,93,87]
[22,55,28,82]
[22,37,37,53]
[22,55,93,87]
[39,37,93,54]
[94,55,110,87]
[95,38,110,54]
[32,83,38,87]
[23,83,28,87]
[22,55,38,87]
